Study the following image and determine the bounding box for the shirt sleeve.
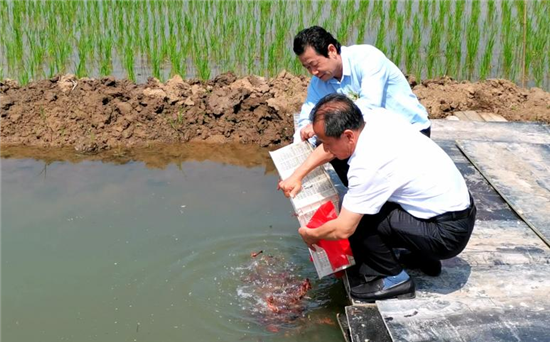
[342,164,394,215]
[354,51,389,114]
[293,81,322,143]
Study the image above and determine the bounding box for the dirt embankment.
[1,73,549,152]
[411,76,550,122]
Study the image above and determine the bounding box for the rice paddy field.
[0,0,549,90]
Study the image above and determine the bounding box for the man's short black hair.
[310,94,364,137]
[293,26,342,58]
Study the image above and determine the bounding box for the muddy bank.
[1,73,549,151]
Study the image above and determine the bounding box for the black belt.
[431,195,474,223]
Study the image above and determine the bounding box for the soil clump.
[1,73,549,151]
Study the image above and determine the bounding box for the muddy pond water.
[1,144,347,342]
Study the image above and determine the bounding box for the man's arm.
[294,82,323,143]
[298,207,363,248]
[278,144,335,198]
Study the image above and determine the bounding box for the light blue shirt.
[294,45,430,143]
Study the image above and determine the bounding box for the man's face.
[298,45,339,82]
[313,120,352,160]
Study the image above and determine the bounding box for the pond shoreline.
[1,72,549,153]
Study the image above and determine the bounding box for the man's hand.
[298,226,319,250]
[277,176,302,198]
[300,124,315,141]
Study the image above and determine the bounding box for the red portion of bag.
[306,201,354,271]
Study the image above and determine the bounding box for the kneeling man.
[278,93,476,301]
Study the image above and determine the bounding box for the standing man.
[294,25,431,143]
[279,94,476,302]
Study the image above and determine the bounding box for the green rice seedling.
[150,32,161,80]
[388,0,397,28]
[479,29,496,80]
[356,0,369,43]
[26,28,42,81]
[405,14,420,79]
[487,0,496,24]
[330,0,339,17]
[372,0,383,22]
[267,43,277,77]
[20,67,30,85]
[501,0,512,38]
[393,14,405,68]
[375,13,386,54]
[530,3,549,87]
[454,0,466,33]
[192,35,210,81]
[2,0,547,90]
[426,16,442,79]
[502,38,514,80]
[258,1,271,63]
[450,1,464,79]
[405,0,413,23]
[358,0,370,19]
[500,0,513,79]
[312,1,323,26]
[297,1,305,28]
[168,35,180,78]
[514,0,525,20]
[11,2,24,67]
[124,44,136,82]
[76,36,91,79]
[438,0,450,24]
[465,0,481,79]
[99,37,113,77]
[519,0,528,87]
[337,0,356,43]
[412,14,422,81]
[421,0,430,25]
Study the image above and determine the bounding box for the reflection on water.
[1,145,346,342]
[0,143,278,173]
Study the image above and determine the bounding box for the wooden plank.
[346,306,392,342]
[378,297,550,342]
[456,220,549,267]
[487,113,508,122]
[430,120,550,144]
[478,112,493,121]
[453,111,470,121]
[479,112,508,122]
[436,139,522,222]
[457,141,550,246]
[462,110,485,121]
[412,262,550,300]
[337,313,352,342]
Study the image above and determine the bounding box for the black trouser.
[348,198,476,277]
[328,125,431,187]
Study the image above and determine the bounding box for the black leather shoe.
[350,277,415,302]
[398,251,442,276]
